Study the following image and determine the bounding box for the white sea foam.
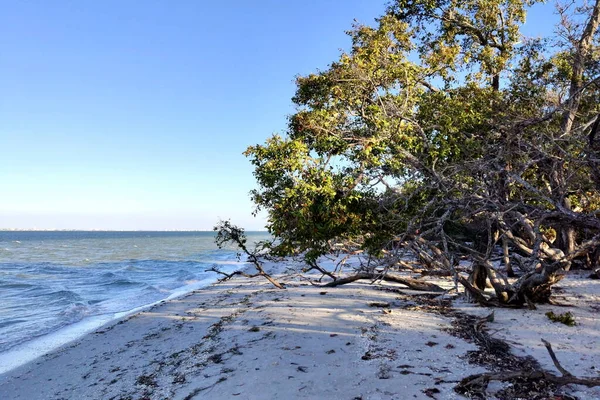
[0,274,223,375]
[0,231,269,375]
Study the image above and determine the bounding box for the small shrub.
[545,311,576,326]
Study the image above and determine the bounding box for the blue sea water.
[0,231,269,368]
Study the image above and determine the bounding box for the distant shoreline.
[0,229,269,232]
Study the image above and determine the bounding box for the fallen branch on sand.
[320,272,445,292]
[454,315,600,397]
[205,266,283,288]
[206,265,283,290]
[457,362,600,392]
[213,220,285,289]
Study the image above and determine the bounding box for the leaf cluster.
[244,0,600,273]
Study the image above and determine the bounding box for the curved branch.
[321,272,445,292]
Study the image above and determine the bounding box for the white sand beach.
[1,261,599,400]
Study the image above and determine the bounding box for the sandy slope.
[1,262,599,399]
[0,266,481,399]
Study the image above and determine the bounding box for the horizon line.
[0,229,269,232]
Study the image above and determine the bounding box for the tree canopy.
[243,0,600,305]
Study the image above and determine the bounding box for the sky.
[0,1,558,231]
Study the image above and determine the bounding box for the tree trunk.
[468,263,488,291]
[503,237,513,276]
[560,0,600,135]
[562,228,576,271]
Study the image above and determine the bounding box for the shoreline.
[1,261,599,399]
[0,270,236,375]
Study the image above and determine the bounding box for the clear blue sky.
[0,1,557,231]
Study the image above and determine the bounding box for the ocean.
[0,230,270,373]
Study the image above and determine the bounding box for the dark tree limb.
[541,338,572,377]
[214,220,285,289]
[302,260,337,281]
[246,253,286,289]
[458,370,600,392]
[456,338,600,396]
[458,275,493,306]
[321,272,445,292]
[206,265,284,289]
[560,0,600,134]
[206,266,262,281]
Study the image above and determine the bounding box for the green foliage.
[390,0,542,87]
[545,311,577,327]
[213,220,248,261]
[244,0,600,265]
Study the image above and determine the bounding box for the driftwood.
[207,266,284,289]
[458,370,600,392]
[541,338,572,377]
[213,221,285,289]
[458,362,600,392]
[456,323,600,396]
[321,272,445,292]
[452,312,600,398]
